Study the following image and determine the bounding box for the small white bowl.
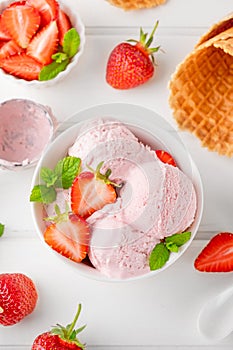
[31,103,203,282]
[0,0,85,87]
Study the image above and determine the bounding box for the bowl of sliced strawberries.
[0,0,85,86]
[30,103,203,282]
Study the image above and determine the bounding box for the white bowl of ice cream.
[0,0,85,87]
[0,98,56,170]
[30,103,203,282]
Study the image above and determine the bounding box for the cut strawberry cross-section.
[194,232,233,272]
[0,53,43,80]
[26,0,59,27]
[27,20,58,65]
[1,4,41,48]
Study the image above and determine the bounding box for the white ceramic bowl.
[31,103,203,282]
[0,0,85,87]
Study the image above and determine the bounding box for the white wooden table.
[1,0,233,348]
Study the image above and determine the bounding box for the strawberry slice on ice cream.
[71,162,117,219]
[194,232,233,272]
[44,212,90,263]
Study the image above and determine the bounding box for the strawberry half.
[0,39,24,59]
[26,0,59,27]
[155,150,177,167]
[57,8,72,45]
[0,53,42,80]
[44,213,90,263]
[194,232,233,272]
[27,20,58,65]
[71,162,117,218]
[1,4,41,48]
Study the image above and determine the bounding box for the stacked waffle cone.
[169,15,233,157]
[106,0,166,10]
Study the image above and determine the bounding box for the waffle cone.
[106,0,166,10]
[169,24,233,157]
[196,13,233,47]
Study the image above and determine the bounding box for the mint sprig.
[30,156,81,204]
[149,231,191,271]
[39,28,81,81]
[0,223,5,237]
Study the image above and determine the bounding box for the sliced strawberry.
[26,20,58,65]
[26,0,59,27]
[44,214,90,263]
[1,4,40,48]
[71,163,117,218]
[57,8,72,45]
[194,232,233,272]
[8,1,26,7]
[0,39,24,59]
[0,15,12,41]
[155,150,177,167]
[0,53,42,81]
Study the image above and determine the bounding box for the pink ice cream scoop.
[67,119,197,279]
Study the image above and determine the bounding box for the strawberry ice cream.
[67,119,197,279]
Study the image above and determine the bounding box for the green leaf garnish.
[149,231,192,270]
[63,28,80,58]
[39,59,69,81]
[0,223,5,237]
[54,156,81,189]
[149,242,170,271]
[30,157,81,204]
[165,231,191,247]
[40,167,57,187]
[52,52,68,63]
[30,185,57,204]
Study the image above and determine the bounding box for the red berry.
[71,162,117,218]
[155,150,177,167]
[194,232,233,272]
[44,213,90,263]
[0,273,38,326]
[106,21,160,89]
[32,304,85,349]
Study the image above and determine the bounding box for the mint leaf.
[54,156,81,189]
[165,231,191,247]
[52,52,68,63]
[149,242,170,270]
[30,185,57,204]
[39,59,70,81]
[63,28,80,58]
[166,242,179,253]
[40,167,57,187]
[0,223,5,237]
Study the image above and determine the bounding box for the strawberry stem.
[87,161,121,188]
[67,303,82,338]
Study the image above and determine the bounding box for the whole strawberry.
[32,304,86,349]
[106,21,160,89]
[0,273,38,326]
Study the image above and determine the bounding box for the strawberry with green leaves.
[106,21,160,89]
[194,232,233,272]
[32,304,86,349]
[71,162,117,218]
